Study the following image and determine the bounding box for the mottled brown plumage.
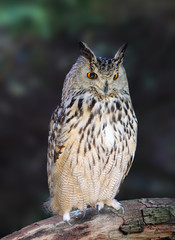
[47,42,138,223]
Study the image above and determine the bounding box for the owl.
[47,41,138,225]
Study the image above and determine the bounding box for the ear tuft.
[114,43,128,64]
[79,41,96,62]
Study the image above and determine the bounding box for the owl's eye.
[113,73,118,80]
[87,72,98,79]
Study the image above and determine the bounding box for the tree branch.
[2,198,175,240]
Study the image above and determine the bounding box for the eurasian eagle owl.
[47,42,138,224]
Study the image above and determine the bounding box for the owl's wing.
[47,106,65,197]
[120,127,137,187]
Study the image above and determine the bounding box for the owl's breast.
[61,93,137,170]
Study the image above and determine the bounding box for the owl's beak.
[104,81,108,94]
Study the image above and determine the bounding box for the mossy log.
[2,198,175,240]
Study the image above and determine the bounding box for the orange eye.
[113,73,118,80]
[87,72,98,79]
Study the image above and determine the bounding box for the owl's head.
[74,41,129,97]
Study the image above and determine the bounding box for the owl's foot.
[82,208,87,218]
[105,199,125,215]
[72,209,82,216]
[63,212,72,226]
[96,201,104,214]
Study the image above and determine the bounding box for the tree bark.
[2,198,175,240]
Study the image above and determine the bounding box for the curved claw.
[119,203,125,215]
[96,204,100,214]
[82,208,87,218]
[65,220,72,226]
[96,202,104,214]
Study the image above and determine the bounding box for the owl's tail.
[42,198,53,214]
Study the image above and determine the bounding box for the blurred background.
[0,0,175,237]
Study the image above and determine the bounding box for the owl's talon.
[96,201,104,214]
[72,209,81,217]
[96,204,100,214]
[105,199,125,214]
[65,220,72,226]
[119,203,125,215]
[82,208,87,218]
[63,212,72,226]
